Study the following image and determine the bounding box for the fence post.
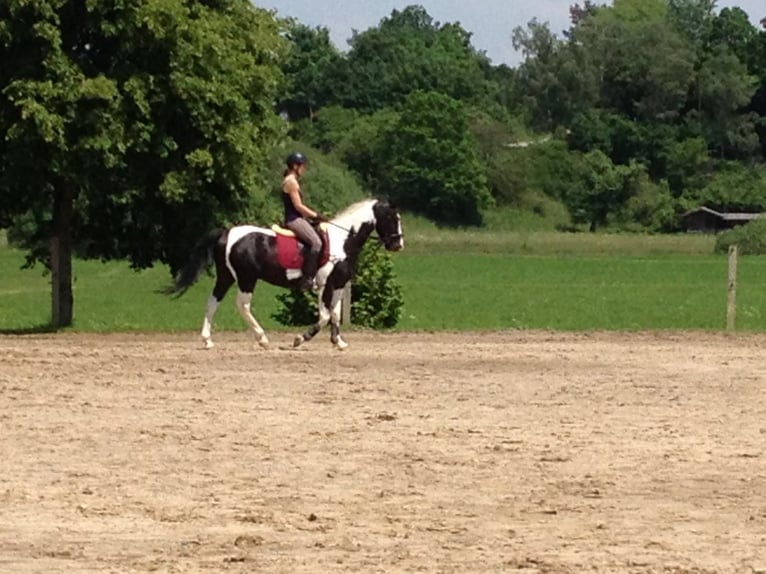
[726,245,738,332]
[341,282,352,325]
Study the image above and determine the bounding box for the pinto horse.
[165,198,404,350]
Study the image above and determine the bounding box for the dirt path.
[2,330,766,573]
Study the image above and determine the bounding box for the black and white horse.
[166,198,404,350]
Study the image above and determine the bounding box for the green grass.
[2,229,762,333]
[395,254,766,331]
[400,214,715,256]
[0,245,287,333]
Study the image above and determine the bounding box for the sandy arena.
[1,330,766,573]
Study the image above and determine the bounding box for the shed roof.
[682,207,764,221]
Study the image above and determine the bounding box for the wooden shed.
[680,207,764,233]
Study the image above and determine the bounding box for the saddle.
[271,223,331,270]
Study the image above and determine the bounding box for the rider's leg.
[285,218,322,290]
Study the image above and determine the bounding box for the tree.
[277,23,346,121]
[512,19,588,130]
[342,5,495,113]
[378,91,491,226]
[691,45,759,159]
[0,0,286,327]
[334,108,400,192]
[564,150,651,231]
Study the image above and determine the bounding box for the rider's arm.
[283,178,319,219]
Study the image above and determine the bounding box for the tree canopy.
[0,0,286,325]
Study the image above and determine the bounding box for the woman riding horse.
[282,151,326,290]
[165,196,404,350]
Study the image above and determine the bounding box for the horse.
[165,198,404,350]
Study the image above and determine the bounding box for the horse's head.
[372,199,404,252]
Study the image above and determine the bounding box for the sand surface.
[2,330,766,573]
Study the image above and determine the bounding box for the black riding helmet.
[286,151,308,167]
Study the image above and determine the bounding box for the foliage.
[277,23,345,121]
[272,242,403,329]
[272,288,318,327]
[342,5,496,113]
[690,45,759,160]
[293,106,359,154]
[0,0,287,270]
[512,19,593,130]
[715,219,766,255]
[0,0,287,326]
[350,242,403,328]
[333,108,400,192]
[563,151,668,231]
[378,90,491,226]
[662,137,712,197]
[613,174,675,232]
[681,162,766,212]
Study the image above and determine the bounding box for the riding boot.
[300,250,320,290]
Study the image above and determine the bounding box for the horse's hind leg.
[293,322,321,348]
[202,272,234,349]
[293,284,331,348]
[235,288,270,348]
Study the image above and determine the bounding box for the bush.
[272,288,318,327]
[350,242,403,328]
[273,241,403,328]
[714,219,766,255]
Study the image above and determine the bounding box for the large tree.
[0,0,286,327]
[342,5,495,113]
[378,90,491,226]
[277,22,345,121]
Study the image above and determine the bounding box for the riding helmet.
[286,151,308,167]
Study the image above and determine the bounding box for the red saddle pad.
[275,230,330,270]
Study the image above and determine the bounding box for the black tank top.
[282,175,302,223]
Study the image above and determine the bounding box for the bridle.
[322,219,403,249]
[375,231,403,249]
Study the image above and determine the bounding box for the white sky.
[257,0,765,66]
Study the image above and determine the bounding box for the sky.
[258,0,765,67]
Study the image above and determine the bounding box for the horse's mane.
[332,198,376,220]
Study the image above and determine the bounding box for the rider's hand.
[313,213,329,224]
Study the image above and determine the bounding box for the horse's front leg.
[326,288,348,350]
[235,290,270,348]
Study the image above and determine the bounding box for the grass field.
[2,229,765,333]
[400,213,717,256]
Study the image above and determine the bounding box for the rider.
[282,151,326,290]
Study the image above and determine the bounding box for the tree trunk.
[51,184,74,328]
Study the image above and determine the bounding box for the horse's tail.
[162,228,226,297]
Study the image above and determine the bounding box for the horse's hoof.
[293,335,304,348]
[258,338,270,349]
[203,339,215,350]
[335,339,349,351]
